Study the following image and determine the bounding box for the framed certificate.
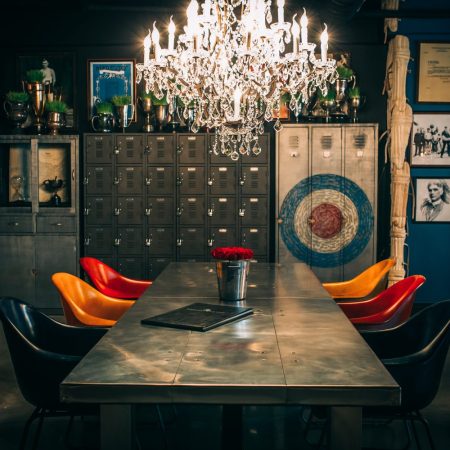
[417,42,450,103]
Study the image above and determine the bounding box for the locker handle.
[113,177,120,185]
[207,239,214,247]
[145,177,152,186]
[114,146,120,155]
[52,222,63,227]
[208,208,214,217]
[176,207,183,216]
[177,239,183,247]
[84,208,90,216]
[239,175,246,186]
[277,218,283,224]
[9,222,20,227]
[72,169,75,181]
[176,145,183,154]
[84,237,91,246]
[114,238,121,246]
[307,218,316,225]
[144,145,151,154]
[207,177,213,186]
[114,208,121,216]
[83,177,89,185]
[31,269,38,277]
[239,208,245,217]
[176,176,183,186]
[145,238,152,247]
[145,208,152,216]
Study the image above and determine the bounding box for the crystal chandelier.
[136,0,337,160]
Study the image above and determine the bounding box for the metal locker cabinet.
[116,166,143,195]
[178,227,205,258]
[241,134,270,165]
[147,257,171,279]
[209,227,237,250]
[241,227,268,257]
[209,166,237,195]
[179,196,205,225]
[179,166,205,194]
[118,257,144,279]
[147,135,175,164]
[84,226,113,256]
[146,227,174,256]
[115,135,144,164]
[240,166,269,195]
[178,135,206,164]
[147,197,174,224]
[276,124,378,283]
[84,196,113,225]
[117,227,142,256]
[240,197,268,225]
[84,166,113,195]
[117,197,144,225]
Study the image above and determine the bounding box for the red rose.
[211,246,254,261]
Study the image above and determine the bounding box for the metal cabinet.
[0,135,79,310]
[83,132,270,280]
[276,124,378,282]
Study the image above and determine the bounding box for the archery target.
[280,174,374,268]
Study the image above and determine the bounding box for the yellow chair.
[51,272,135,327]
[322,258,396,300]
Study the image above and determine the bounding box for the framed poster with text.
[417,42,450,103]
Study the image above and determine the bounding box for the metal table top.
[61,263,400,407]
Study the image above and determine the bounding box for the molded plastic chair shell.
[322,258,396,300]
[52,272,135,327]
[338,275,425,331]
[80,256,152,299]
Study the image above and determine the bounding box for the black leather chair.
[0,297,107,450]
[360,300,450,450]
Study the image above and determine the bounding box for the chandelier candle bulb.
[187,0,199,38]
[152,23,161,60]
[300,8,308,44]
[144,31,151,65]
[203,0,211,19]
[321,24,328,62]
[168,16,176,51]
[277,0,285,24]
[291,14,299,54]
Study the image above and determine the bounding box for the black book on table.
[141,302,253,332]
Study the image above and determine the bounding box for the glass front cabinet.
[0,135,79,309]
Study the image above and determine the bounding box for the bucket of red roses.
[211,247,254,302]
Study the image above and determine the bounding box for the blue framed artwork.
[88,59,135,118]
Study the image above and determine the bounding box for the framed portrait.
[413,177,450,223]
[410,113,450,167]
[17,52,76,129]
[88,59,135,119]
[416,42,450,103]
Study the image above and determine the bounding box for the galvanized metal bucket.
[215,260,250,301]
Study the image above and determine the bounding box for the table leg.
[221,405,243,450]
[101,404,134,450]
[329,406,362,450]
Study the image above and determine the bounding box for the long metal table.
[61,262,400,450]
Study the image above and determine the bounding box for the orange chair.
[51,272,135,327]
[338,275,426,331]
[80,257,152,299]
[322,258,396,301]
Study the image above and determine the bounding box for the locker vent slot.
[320,135,333,149]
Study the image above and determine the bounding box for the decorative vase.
[321,98,336,123]
[46,111,66,135]
[349,96,364,123]
[3,100,29,132]
[25,82,46,134]
[334,78,348,117]
[139,97,154,132]
[91,113,116,133]
[154,105,169,131]
[215,260,250,302]
[116,104,135,132]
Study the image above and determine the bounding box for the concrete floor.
[1,318,449,450]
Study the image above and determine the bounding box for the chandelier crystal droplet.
[136,0,337,159]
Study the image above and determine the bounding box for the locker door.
[117,167,143,195]
[116,135,144,164]
[147,135,175,164]
[85,166,113,195]
[209,166,237,195]
[208,227,237,249]
[241,197,267,225]
[117,197,144,225]
[146,227,174,255]
[147,197,174,225]
[241,227,267,256]
[147,166,175,195]
[84,196,112,225]
[147,257,171,280]
[86,135,113,164]
[178,135,206,164]
[84,227,113,255]
[118,257,144,279]
[240,166,269,195]
[117,227,142,255]
[209,197,236,225]
[179,196,205,225]
[179,167,205,194]
[179,227,205,257]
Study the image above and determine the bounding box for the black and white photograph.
[410,113,450,167]
[414,177,450,223]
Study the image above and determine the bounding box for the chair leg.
[415,411,436,450]
[19,408,41,450]
[409,417,422,450]
[156,405,169,450]
[30,409,45,450]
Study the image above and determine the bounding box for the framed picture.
[410,113,450,167]
[413,177,450,223]
[87,59,135,119]
[17,52,76,129]
[272,94,290,121]
[417,42,450,103]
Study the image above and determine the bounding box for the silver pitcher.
[116,104,135,132]
[3,100,29,131]
[215,260,250,301]
[46,111,66,135]
[91,113,116,133]
[25,82,46,134]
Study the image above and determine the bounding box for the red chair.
[338,275,426,331]
[80,257,152,299]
